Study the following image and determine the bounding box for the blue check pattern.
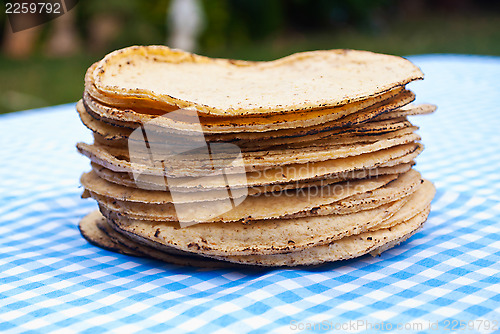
[1,55,499,333]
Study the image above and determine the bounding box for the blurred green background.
[1,0,499,114]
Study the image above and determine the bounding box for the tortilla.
[81,170,246,203]
[89,46,423,116]
[94,169,421,224]
[76,46,435,268]
[102,180,432,256]
[233,121,415,151]
[98,126,418,158]
[79,208,429,267]
[93,174,398,224]
[374,179,435,230]
[374,103,436,120]
[79,97,427,146]
[216,210,428,266]
[79,211,238,268]
[79,210,140,256]
[77,100,131,142]
[85,167,419,211]
[77,131,420,177]
[83,87,414,133]
[78,141,422,184]
[303,168,423,217]
[105,207,429,266]
[89,161,414,192]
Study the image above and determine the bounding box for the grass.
[1,12,499,114]
[0,54,99,114]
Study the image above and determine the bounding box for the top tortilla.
[90,46,423,116]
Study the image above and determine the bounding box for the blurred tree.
[2,17,42,58]
[78,0,168,53]
[197,0,391,51]
[44,9,81,57]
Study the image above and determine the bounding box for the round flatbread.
[88,46,423,116]
[94,173,398,224]
[102,180,433,256]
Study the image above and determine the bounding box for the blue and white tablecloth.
[1,55,499,333]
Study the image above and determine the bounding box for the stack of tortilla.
[77,46,436,267]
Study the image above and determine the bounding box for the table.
[1,55,499,333]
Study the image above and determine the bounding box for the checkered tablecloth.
[1,55,499,333]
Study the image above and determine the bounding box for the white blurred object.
[45,9,81,57]
[168,0,205,52]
